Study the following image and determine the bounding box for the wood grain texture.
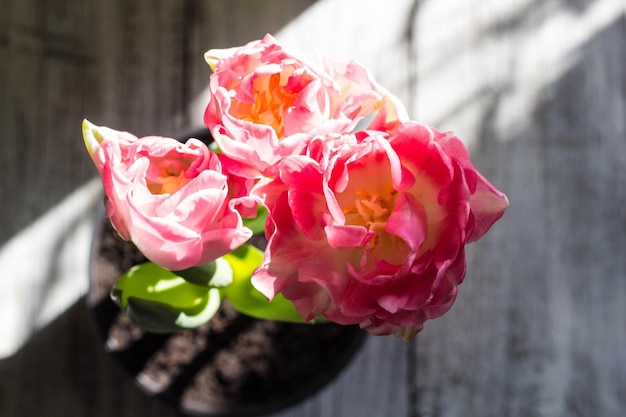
[0,0,625,416]
[410,1,626,417]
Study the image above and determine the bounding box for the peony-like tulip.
[82,120,252,271]
[322,59,408,134]
[251,122,508,339]
[204,34,408,177]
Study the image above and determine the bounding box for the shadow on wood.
[411,13,626,417]
[0,0,317,247]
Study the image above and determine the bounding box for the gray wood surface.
[1,0,624,416]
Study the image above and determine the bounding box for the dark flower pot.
[85,128,366,416]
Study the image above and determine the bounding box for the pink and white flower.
[204,34,408,177]
[83,120,252,271]
[251,122,508,338]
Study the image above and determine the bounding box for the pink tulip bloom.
[251,122,508,339]
[83,120,252,271]
[204,34,408,177]
[322,59,408,134]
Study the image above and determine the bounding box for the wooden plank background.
[0,0,624,416]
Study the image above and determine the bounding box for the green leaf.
[221,244,307,323]
[173,257,233,288]
[111,262,221,333]
[243,205,268,235]
[208,141,222,154]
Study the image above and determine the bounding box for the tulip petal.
[385,192,428,253]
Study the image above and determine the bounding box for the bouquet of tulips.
[83,34,508,340]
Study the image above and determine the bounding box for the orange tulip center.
[342,188,398,248]
[147,158,192,195]
[229,66,312,138]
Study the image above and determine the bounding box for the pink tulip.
[204,34,408,177]
[83,120,252,271]
[251,122,508,339]
[322,59,409,134]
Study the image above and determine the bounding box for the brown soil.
[86,219,365,417]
